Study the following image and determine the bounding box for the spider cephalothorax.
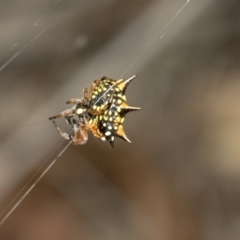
[49,75,140,147]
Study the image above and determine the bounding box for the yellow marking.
[103,123,107,127]
[114,111,118,116]
[122,95,126,101]
[117,99,122,104]
[117,93,122,97]
[108,110,112,116]
[108,125,112,130]
[111,136,114,141]
[109,117,113,121]
[101,137,106,141]
[115,88,120,92]
[114,126,118,130]
[120,117,125,123]
[117,107,121,112]
[99,116,102,120]
[107,94,111,97]
[104,116,108,121]
[92,95,96,99]
[93,105,97,109]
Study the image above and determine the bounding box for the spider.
[49,75,141,147]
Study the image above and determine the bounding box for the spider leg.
[66,87,89,104]
[89,80,101,98]
[52,120,71,141]
[83,87,88,99]
[70,125,88,145]
[84,117,103,139]
[83,117,92,130]
[49,109,73,120]
[51,120,88,145]
[101,76,111,80]
[66,99,82,104]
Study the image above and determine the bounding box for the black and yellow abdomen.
[89,76,140,147]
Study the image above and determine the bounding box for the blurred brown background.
[1,0,240,239]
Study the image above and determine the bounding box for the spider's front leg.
[52,120,88,145]
[66,88,89,104]
[89,80,101,99]
[49,109,73,120]
[83,117,102,139]
[66,99,82,104]
[52,120,72,141]
[49,109,74,142]
[70,125,88,145]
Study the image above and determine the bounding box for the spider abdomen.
[88,76,140,147]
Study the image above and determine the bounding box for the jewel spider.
[49,75,141,147]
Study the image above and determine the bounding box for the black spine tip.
[109,141,114,148]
